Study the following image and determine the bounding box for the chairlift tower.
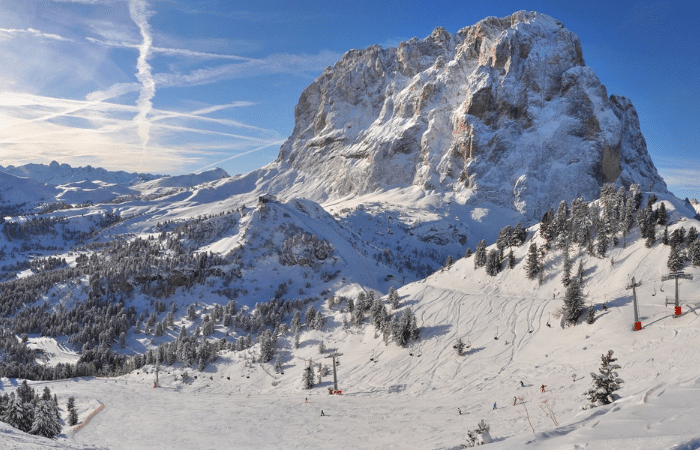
[662,271,693,316]
[324,352,342,393]
[625,277,642,331]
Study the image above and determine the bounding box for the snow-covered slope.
[4,192,700,450]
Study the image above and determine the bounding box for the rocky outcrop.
[276,11,667,219]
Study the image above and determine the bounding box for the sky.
[0,0,698,199]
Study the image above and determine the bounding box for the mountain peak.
[275,11,666,219]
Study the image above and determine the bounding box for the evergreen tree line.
[0,381,61,439]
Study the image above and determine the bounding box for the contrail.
[193,139,286,173]
[128,0,155,154]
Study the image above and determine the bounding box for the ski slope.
[3,195,700,449]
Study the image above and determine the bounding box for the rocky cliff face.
[276,11,667,219]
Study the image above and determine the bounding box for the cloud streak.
[0,27,72,42]
[128,0,156,154]
[86,37,254,61]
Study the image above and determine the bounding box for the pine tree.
[586,305,596,324]
[485,249,501,276]
[4,395,33,432]
[595,228,608,258]
[304,305,316,328]
[444,255,454,270]
[667,245,684,272]
[561,244,572,287]
[496,225,512,254]
[656,202,667,225]
[388,286,400,309]
[662,225,669,245]
[274,356,283,374]
[68,407,79,426]
[525,243,540,280]
[540,208,556,249]
[464,247,472,258]
[511,222,527,247]
[290,311,302,334]
[584,350,622,406]
[259,331,275,363]
[454,337,465,356]
[690,240,700,267]
[302,364,314,389]
[688,226,698,244]
[507,249,515,269]
[29,399,61,438]
[645,222,656,248]
[313,310,325,331]
[393,308,419,347]
[670,227,685,248]
[474,240,487,269]
[563,277,586,324]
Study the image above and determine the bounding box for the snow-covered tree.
[444,255,454,270]
[561,243,572,287]
[540,207,556,249]
[474,240,487,269]
[690,240,700,266]
[563,277,585,324]
[586,305,596,324]
[304,305,316,328]
[259,331,275,363]
[667,245,684,272]
[524,243,540,280]
[302,364,314,389]
[454,337,465,356]
[273,356,283,374]
[3,395,33,432]
[29,399,61,438]
[511,222,527,247]
[485,249,501,276]
[656,202,667,225]
[313,310,325,331]
[584,350,622,406]
[507,249,515,269]
[496,225,512,254]
[290,311,301,334]
[388,286,400,309]
[392,308,419,347]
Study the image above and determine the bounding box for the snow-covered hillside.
[3,192,700,449]
[0,9,698,450]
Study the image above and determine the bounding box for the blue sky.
[0,1,698,199]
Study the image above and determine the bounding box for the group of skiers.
[486,381,547,412]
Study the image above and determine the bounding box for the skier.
[458,408,462,415]
[572,374,576,382]
[493,402,497,410]
[540,384,546,393]
[520,380,525,388]
[513,396,517,406]
[321,410,325,416]
[305,398,308,403]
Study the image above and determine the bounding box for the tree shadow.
[419,324,451,339]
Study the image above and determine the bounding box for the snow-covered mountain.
[262,11,666,220]
[0,161,159,186]
[1,10,698,450]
